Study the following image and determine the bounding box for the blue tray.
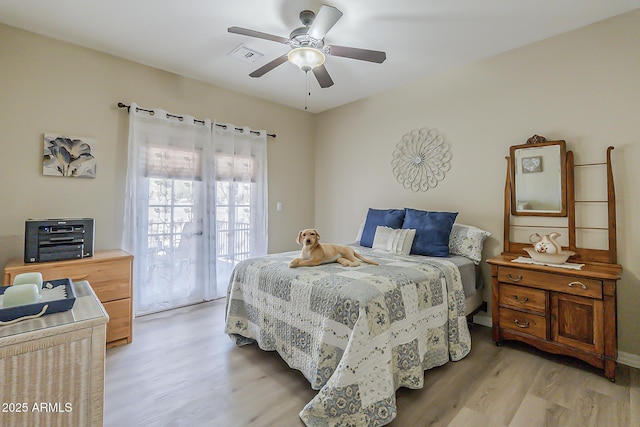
[0,278,76,323]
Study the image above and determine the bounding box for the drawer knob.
[568,281,587,290]
[507,273,523,282]
[513,295,529,304]
[514,318,530,328]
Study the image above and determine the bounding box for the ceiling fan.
[228,5,386,88]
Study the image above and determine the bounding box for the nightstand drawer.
[103,299,131,343]
[11,258,132,302]
[499,283,546,313]
[500,307,546,339]
[497,266,602,299]
[64,260,131,302]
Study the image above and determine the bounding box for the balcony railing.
[145,220,250,265]
[216,220,250,263]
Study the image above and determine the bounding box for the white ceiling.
[1,0,639,113]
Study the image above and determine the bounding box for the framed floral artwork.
[43,134,97,178]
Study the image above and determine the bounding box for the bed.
[225,210,489,426]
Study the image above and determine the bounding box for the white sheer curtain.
[122,104,268,315]
[122,103,215,315]
[212,123,268,295]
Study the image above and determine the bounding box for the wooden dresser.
[3,249,133,348]
[487,255,620,380]
[0,280,108,427]
[489,141,621,381]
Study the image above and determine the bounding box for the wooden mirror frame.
[509,140,567,216]
[503,144,618,265]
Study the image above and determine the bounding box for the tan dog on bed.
[289,229,378,268]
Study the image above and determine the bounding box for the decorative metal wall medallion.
[391,127,452,191]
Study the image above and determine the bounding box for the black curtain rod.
[117,102,276,138]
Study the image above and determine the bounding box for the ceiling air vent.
[228,44,264,63]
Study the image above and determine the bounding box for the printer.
[24,218,94,263]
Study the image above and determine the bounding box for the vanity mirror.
[510,139,566,216]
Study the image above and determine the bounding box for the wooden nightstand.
[487,255,621,380]
[3,250,133,348]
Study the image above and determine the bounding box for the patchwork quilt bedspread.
[225,246,471,426]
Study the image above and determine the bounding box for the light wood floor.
[104,299,639,427]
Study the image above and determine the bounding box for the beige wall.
[0,23,315,267]
[315,11,640,356]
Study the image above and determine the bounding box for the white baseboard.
[471,314,640,368]
[472,313,492,327]
[617,351,640,369]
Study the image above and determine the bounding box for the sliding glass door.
[123,105,268,316]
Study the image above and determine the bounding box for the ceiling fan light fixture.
[287,47,325,72]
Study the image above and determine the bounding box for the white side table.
[0,280,108,426]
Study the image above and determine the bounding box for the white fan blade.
[308,5,343,40]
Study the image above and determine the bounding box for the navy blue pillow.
[360,208,405,247]
[402,209,458,256]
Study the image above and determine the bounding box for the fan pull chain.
[304,70,310,111]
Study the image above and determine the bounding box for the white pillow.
[372,226,416,255]
[355,219,366,243]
